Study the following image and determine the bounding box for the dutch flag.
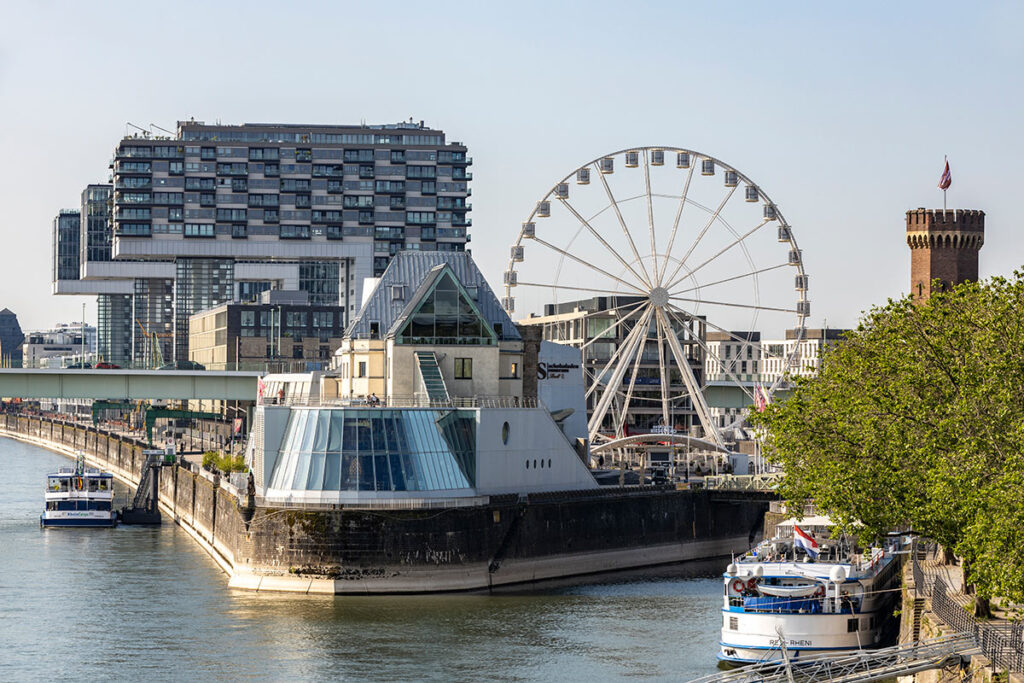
[794,525,819,559]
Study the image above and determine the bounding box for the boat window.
[87,479,99,492]
[847,618,859,632]
[48,477,61,491]
[59,478,71,492]
[98,479,109,491]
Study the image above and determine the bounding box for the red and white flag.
[938,158,952,190]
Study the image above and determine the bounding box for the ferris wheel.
[502,147,809,448]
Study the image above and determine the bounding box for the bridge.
[0,369,261,401]
[689,632,979,683]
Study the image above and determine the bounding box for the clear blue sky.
[1,1,1021,331]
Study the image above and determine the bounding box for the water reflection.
[1,436,723,681]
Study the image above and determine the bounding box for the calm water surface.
[0,437,725,682]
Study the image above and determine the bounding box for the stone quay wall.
[2,413,771,594]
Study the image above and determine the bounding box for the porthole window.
[533,459,537,469]
[548,458,552,468]
[526,460,530,469]
[501,421,510,445]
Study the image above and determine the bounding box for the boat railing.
[730,594,863,614]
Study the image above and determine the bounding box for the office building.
[21,322,97,367]
[52,119,472,364]
[188,290,347,372]
[517,296,706,435]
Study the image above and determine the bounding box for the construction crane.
[135,319,170,369]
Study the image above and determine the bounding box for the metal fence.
[912,551,1024,673]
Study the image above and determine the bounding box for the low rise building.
[21,323,97,368]
[188,290,347,372]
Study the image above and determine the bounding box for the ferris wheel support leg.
[588,309,652,442]
[655,314,672,431]
[655,308,726,451]
[615,311,651,437]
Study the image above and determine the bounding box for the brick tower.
[906,208,985,303]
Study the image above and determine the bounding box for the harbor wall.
[1,413,772,594]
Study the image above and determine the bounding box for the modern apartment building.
[52,210,81,283]
[52,119,472,365]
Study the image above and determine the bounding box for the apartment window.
[454,358,472,379]
[184,223,214,238]
[357,361,367,378]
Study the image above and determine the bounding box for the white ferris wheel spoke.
[659,162,696,285]
[692,311,794,362]
[594,162,654,288]
[588,307,654,440]
[662,219,770,292]
[558,197,650,290]
[643,150,659,285]
[669,295,798,315]
[516,281,644,297]
[664,306,758,405]
[662,184,738,292]
[655,308,724,449]
[578,302,648,351]
[530,235,648,295]
[671,262,791,297]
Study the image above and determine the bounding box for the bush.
[202,451,247,473]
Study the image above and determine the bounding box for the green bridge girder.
[0,369,261,401]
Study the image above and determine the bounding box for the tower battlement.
[906,208,985,233]
[906,208,985,303]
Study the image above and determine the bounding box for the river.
[0,436,727,681]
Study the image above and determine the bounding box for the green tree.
[753,274,1024,612]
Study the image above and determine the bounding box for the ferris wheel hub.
[648,286,670,308]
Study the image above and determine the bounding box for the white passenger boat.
[41,453,118,528]
[719,516,904,665]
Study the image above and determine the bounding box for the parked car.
[157,360,206,371]
[95,362,121,369]
[65,362,92,369]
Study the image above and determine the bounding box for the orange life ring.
[731,578,746,593]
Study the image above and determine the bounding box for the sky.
[1,0,1022,332]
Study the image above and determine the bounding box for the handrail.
[258,395,543,409]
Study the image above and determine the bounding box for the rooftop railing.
[258,394,542,409]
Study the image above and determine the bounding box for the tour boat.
[718,516,904,665]
[41,453,118,527]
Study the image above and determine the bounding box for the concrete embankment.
[2,413,772,594]
[1,413,244,576]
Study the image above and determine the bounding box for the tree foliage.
[753,274,1024,601]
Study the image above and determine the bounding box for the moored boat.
[41,453,118,528]
[719,516,905,665]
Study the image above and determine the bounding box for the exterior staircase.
[415,351,450,402]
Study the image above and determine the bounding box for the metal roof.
[346,251,521,341]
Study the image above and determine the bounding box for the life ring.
[814,585,825,597]
[731,578,746,593]
[746,578,758,591]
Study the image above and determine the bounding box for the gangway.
[120,445,175,525]
[689,633,978,683]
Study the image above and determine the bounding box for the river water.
[0,436,727,682]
